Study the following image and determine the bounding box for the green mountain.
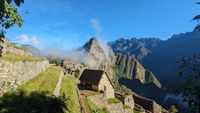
[114,53,161,88]
[109,31,200,86]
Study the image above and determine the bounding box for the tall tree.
[177,55,200,113]
[0,0,24,56]
[193,2,200,31]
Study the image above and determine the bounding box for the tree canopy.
[193,2,200,31]
[176,55,200,113]
[0,0,24,56]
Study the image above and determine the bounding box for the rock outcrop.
[80,38,115,79]
[115,53,161,88]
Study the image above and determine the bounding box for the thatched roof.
[79,69,114,87]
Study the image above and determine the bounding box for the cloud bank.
[16,34,40,47]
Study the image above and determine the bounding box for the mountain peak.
[83,37,101,52]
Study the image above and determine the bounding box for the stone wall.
[107,102,133,113]
[0,60,49,95]
[1,38,32,56]
[115,93,135,109]
[98,73,115,99]
[87,93,108,109]
[107,102,124,113]
[133,95,165,113]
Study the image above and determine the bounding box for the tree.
[176,55,200,113]
[0,0,24,56]
[192,2,200,31]
[74,69,80,78]
[167,105,179,113]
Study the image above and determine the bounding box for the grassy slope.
[59,76,80,113]
[0,53,45,62]
[19,66,61,95]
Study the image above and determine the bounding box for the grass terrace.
[0,66,66,113]
[123,105,131,109]
[19,66,61,95]
[0,53,45,62]
[60,76,81,113]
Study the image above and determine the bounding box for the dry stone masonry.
[0,60,49,95]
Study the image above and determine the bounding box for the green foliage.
[193,2,200,31]
[74,69,80,78]
[176,55,200,112]
[0,90,68,113]
[107,98,121,104]
[0,53,45,62]
[87,99,110,113]
[167,105,179,113]
[60,76,80,113]
[0,0,24,56]
[123,105,131,109]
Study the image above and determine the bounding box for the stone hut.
[133,95,165,113]
[79,69,115,99]
[115,92,135,109]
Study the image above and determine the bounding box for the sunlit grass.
[107,98,121,104]
[60,76,80,113]
[19,66,61,96]
[0,53,45,62]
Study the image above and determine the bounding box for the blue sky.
[6,0,200,50]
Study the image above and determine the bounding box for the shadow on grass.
[0,90,69,113]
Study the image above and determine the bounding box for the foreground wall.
[0,60,49,95]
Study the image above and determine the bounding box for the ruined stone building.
[115,92,135,109]
[79,69,115,99]
[133,95,167,113]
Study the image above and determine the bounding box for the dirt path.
[80,94,91,113]
[53,69,64,97]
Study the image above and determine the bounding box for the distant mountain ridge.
[108,37,163,60]
[109,31,200,86]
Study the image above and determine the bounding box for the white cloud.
[16,34,40,47]
[90,18,102,37]
[31,36,39,45]
[16,34,30,43]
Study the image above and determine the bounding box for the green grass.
[123,105,131,109]
[87,99,110,113]
[0,53,45,62]
[60,76,80,113]
[107,98,121,104]
[133,109,140,113]
[80,89,98,96]
[0,66,66,113]
[19,66,61,96]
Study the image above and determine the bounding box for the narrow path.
[53,69,64,97]
[80,95,91,113]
